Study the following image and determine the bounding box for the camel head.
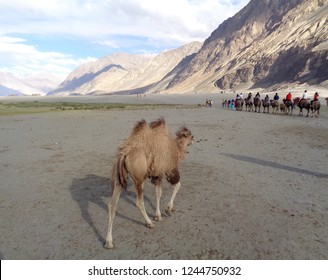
[176,126,193,146]
[175,126,193,161]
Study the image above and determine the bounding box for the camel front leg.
[166,181,181,216]
[104,183,122,249]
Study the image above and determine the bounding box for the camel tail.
[114,154,128,190]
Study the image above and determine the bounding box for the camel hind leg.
[136,182,155,228]
[150,176,163,222]
[104,183,123,249]
[125,150,155,228]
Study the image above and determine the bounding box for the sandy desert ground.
[1,90,328,260]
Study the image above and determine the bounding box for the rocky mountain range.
[51,0,327,96]
[168,0,328,93]
[4,0,326,96]
[48,42,202,96]
[0,72,61,96]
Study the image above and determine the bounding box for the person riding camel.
[286,92,292,102]
[255,92,260,99]
[206,99,213,107]
[313,92,319,101]
[273,92,279,100]
[236,93,241,100]
[300,90,309,102]
[264,94,269,102]
[311,92,319,105]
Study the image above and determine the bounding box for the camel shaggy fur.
[104,118,193,249]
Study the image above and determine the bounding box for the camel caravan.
[229,91,321,117]
[104,118,193,249]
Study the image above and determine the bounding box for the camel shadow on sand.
[222,153,328,179]
[69,174,156,245]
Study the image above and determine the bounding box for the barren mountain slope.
[49,0,327,96]
[165,0,328,92]
[0,72,61,96]
[50,42,201,96]
[49,53,154,95]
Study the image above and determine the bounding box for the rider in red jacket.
[311,92,319,105]
[313,92,319,101]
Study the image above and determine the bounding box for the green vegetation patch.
[0,101,196,116]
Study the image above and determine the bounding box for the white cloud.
[0,0,249,77]
[0,35,97,79]
[96,40,120,49]
[1,0,249,44]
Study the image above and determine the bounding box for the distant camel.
[295,97,310,117]
[235,99,244,111]
[271,100,279,114]
[262,98,270,113]
[245,95,253,112]
[310,100,320,118]
[253,96,261,113]
[283,99,293,115]
[104,118,193,249]
[280,102,286,114]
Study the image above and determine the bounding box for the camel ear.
[176,126,191,138]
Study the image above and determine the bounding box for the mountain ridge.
[4,0,326,97]
[165,0,328,92]
[49,42,202,96]
[51,0,327,96]
[0,72,61,96]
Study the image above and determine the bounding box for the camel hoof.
[165,208,174,216]
[146,222,155,228]
[154,216,162,222]
[104,241,114,249]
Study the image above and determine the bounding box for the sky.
[0,0,249,80]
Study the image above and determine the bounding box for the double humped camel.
[104,118,193,249]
